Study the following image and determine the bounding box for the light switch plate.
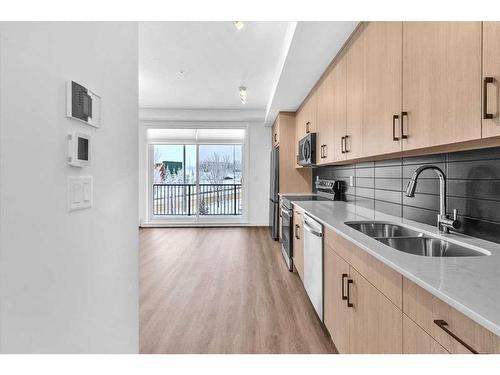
[350,176,354,187]
[68,176,93,211]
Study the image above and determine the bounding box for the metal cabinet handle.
[484,77,494,120]
[401,112,408,139]
[323,144,327,158]
[320,144,327,158]
[341,137,345,153]
[344,135,349,153]
[346,279,353,307]
[274,133,277,142]
[295,224,300,239]
[433,320,478,354]
[306,121,311,134]
[392,114,400,141]
[341,273,348,300]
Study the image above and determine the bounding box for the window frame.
[143,123,249,225]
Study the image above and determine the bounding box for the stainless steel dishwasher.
[303,213,323,321]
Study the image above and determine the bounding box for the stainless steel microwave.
[298,133,316,166]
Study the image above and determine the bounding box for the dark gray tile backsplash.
[313,146,500,244]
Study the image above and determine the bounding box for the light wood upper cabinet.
[276,112,312,193]
[305,91,318,134]
[296,91,318,141]
[483,22,500,138]
[331,58,347,162]
[316,70,335,164]
[346,30,364,159]
[363,22,403,157]
[402,22,482,151]
[272,119,279,148]
[348,268,403,353]
[295,106,305,167]
[324,246,350,353]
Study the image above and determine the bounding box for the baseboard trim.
[140,222,269,228]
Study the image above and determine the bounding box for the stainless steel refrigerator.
[269,148,279,240]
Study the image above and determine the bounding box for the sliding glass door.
[148,128,245,222]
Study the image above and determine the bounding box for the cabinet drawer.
[325,227,402,308]
[403,278,500,354]
[403,314,449,354]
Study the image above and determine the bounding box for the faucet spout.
[404,165,460,233]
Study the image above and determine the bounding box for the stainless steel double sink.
[345,221,489,257]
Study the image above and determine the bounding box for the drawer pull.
[433,319,478,354]
[346,279,354,307]
[341,273,348,300]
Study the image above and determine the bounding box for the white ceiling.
[139,21,358,124]
[139,21,291,109]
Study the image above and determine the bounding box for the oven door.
[280,206,293,271]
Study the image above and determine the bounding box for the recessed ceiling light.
[239,86,247,104]
[233,21,245,31]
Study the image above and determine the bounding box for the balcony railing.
[152,183,242,216]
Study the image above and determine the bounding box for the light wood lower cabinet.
[403,314,449,354]
[324,246,350,353]
[348,268,403,353]
[323,231,403,354]
[403,277,500,354]
[292,207,304,280]
[322,227,500,354]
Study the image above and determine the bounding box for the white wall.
[247,124,271,225]
[138,120,271,226]
[0,22,139,353]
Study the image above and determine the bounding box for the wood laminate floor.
[139,227,336,354]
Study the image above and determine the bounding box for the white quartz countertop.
[290,199,500,337]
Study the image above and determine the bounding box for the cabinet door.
[348,268,403,353]
[295,107,304,167]
[272,119,279,148]
[324,246,350,353]
[306,91,318,134]
[332,58,347,162]
[403,277,500,354]
[316,70,335,165]
[292,210,304,280]
[402,22,482,151]
[403,314,449,354]
[363,22,403,157]
[345,30,364,159]
[483,22,500,138]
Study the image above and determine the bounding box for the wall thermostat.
[67,131,91,167]
[66,80,101,128]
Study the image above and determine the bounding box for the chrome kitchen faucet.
[405,165,461,234]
